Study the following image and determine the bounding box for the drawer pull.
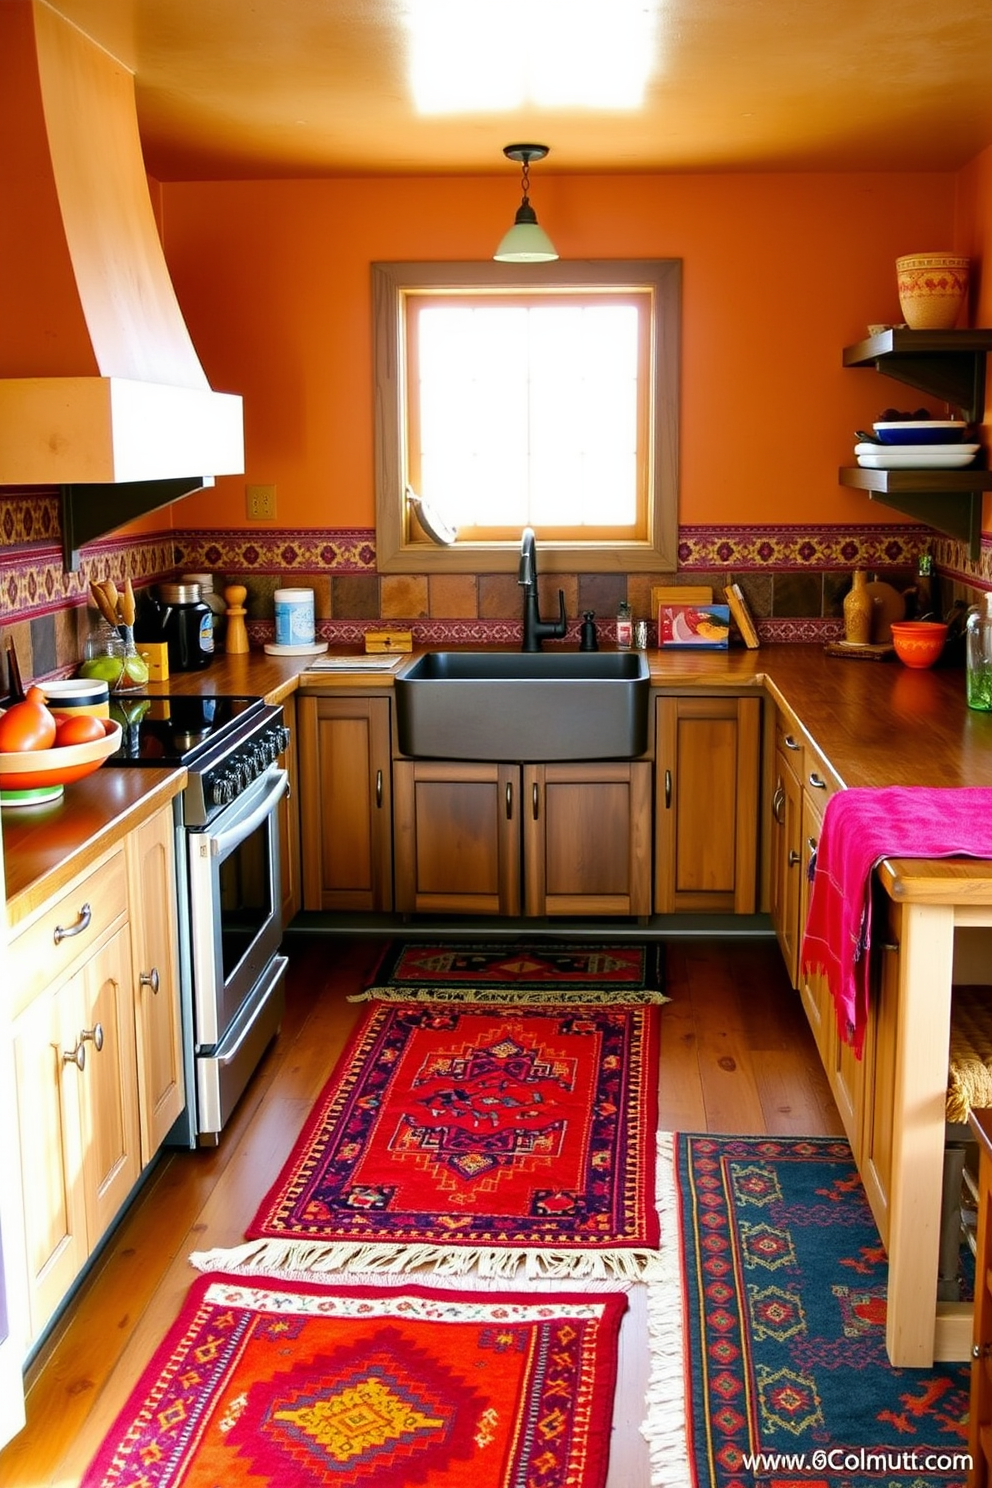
[53,902,92,944]
[63,1041,86,1072]
[140,967,161,995]
[664,769,672,809]
[807,836,818,854]
[879,941,899,954]
[81,1023,104,1054]
[532,782,540,820]
[772,781,785,825]
[505,781,513,819]
[808,772,827,790]
[375,768,383,809]
[784,733,800,751]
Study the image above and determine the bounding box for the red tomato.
[55,714,108,747]
[0,687,58,752]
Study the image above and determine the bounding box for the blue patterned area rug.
[644,1134,971,1488]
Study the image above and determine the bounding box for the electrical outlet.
[246,483,276,520]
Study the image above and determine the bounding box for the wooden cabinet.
[126,805,185,1163]
[298,694,393,912]
[522,762,652,918]
[11,853,141,1342]
[11,809,184,1347]
[769,711,804,987]
[393,758,652,918]
[654,694,761,914]
[394,760,520,915]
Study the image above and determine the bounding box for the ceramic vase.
[896,253,969,331]
[843,570,874,646]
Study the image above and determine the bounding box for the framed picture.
[658,602,731,649]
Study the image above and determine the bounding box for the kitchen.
[3,0,992,1482]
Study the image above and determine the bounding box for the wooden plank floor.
[0,933,842,1487]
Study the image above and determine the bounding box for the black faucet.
[518,527,567,652]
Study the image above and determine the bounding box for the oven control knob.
[278,725,290,753]
[211,777,225,805]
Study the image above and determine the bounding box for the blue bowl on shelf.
[873,420,967,445]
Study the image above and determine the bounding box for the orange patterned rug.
[194,998,663,1281]
[80,1272,627,1488]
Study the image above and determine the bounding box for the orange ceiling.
[43,0,992,180]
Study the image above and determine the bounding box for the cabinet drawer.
[775,711,805,782]
[9,847,128,1017]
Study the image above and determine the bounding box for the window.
[373,260,680,573]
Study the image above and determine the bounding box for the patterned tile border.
[677,523,929,570]
[174,528,378,575]
[0,533,175,620]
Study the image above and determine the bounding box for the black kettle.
[138,583,214,671]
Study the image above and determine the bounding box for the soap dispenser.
[580,611,598,651]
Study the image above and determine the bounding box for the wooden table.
[879,857,992,1367]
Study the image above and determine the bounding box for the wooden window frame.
[373,259,681,574]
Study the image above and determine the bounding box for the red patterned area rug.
[643,1133,972,1488]
[354,939,668,1005]
[193,999,662,1281]
[80,1272,627,1488]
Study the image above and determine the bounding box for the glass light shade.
[494,207,558,263]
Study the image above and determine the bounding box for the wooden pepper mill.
[223,584,250,654]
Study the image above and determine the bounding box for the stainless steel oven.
[188,761,288,1137]
[110,694,291,1144]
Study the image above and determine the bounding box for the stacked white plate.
[855,442,980,470]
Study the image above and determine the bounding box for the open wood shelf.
[841,329,992,556]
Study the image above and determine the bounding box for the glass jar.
[82,621,148,692]
[966,593,992,711]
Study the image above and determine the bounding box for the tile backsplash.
[1,486,986,684]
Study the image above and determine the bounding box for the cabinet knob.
[62,1041,86,1072]
[788,850,801,866]
[140,967,161,995]
[53,902,92,944]
[81,1023,104,1054]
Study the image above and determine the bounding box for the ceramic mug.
[40,678,111,719]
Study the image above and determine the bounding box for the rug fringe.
[642,1131,692,1488]
[349,985,670,1006]
[189,1237,666,1283]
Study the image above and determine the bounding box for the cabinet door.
[523,762,652,917]
[393,760,521,916]
[76,925,140,1246]
[770,748,804,987]
[298,695,393,912]
[127,804,185,1164]
[797,791,834,1066]
[654,695,761,913]
[859,897,899,1245]
[13,976,88,1341]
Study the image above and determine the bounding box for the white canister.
[274,588,315,646]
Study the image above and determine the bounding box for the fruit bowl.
[0,719,122,805]
[890,620,948,670]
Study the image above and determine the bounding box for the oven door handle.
[208,769,288,858]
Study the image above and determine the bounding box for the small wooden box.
[365,630,413,654]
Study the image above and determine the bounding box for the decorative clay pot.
[843,570,874,646]
[896,253,969,331]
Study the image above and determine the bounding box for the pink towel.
[800,787,992,1058]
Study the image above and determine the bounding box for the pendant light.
[494,144,558,263]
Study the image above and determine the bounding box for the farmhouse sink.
[394,650,651,761]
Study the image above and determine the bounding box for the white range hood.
[0,0,243,561]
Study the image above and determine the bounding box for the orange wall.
[160,171,960,532]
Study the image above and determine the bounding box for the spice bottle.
[966,593,992,711]
[616,600,633,650]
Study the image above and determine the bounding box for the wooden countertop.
[3,765,186,931]
[7,639,992,919]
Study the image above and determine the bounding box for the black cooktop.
[108,694,265,766]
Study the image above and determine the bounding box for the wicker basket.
[896,252,969,330]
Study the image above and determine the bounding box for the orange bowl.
[0,718,121,797]
[890,620,948,669]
